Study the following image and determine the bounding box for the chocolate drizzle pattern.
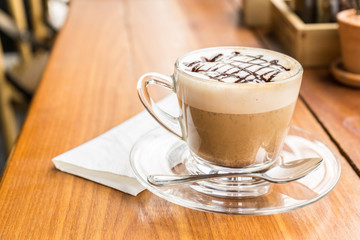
[183,51,290,83]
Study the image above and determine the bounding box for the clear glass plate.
[130,126,341,215]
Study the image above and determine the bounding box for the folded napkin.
[52,95,178,196]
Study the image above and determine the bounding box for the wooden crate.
[271,0,340,67]
[243,0,271,27]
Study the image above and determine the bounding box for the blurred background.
[0,0,68,174]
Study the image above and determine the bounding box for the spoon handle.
[148,172,262,186]
[148,157,323,186]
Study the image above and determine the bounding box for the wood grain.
[301,69,360,174]
[1,0,360,239]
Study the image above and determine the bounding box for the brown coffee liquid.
[182,103,295,167]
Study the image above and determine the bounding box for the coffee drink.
[137,46,303,197]
[175,47,302,168]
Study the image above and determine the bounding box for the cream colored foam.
[175,47,303,114]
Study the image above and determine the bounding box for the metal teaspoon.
[147,157,323,186]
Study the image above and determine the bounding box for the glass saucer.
[130,126,341,215]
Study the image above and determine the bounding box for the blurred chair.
[0,0,60,154]
[0,40,26,154]
[1,0,52,98]
[0,0,68,153]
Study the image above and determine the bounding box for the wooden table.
[1,0,360,239]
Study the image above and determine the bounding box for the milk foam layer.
[175,47,302,114]
[182,51,290,83]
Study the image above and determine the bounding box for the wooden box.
[243,0,271,27]
[271,0,340,67]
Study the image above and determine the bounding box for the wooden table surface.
[1,0,360,239]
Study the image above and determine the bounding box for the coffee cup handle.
[137,72,184,139]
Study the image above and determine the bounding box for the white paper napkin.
[52,95,179,196]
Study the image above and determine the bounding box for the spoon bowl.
[148,157,323,186]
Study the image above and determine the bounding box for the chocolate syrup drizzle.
[183,51,290,83]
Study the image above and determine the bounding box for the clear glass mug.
[137,47,303,197]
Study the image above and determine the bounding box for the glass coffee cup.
[137,47,303,197]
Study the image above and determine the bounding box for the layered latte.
[175,47,302,168]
